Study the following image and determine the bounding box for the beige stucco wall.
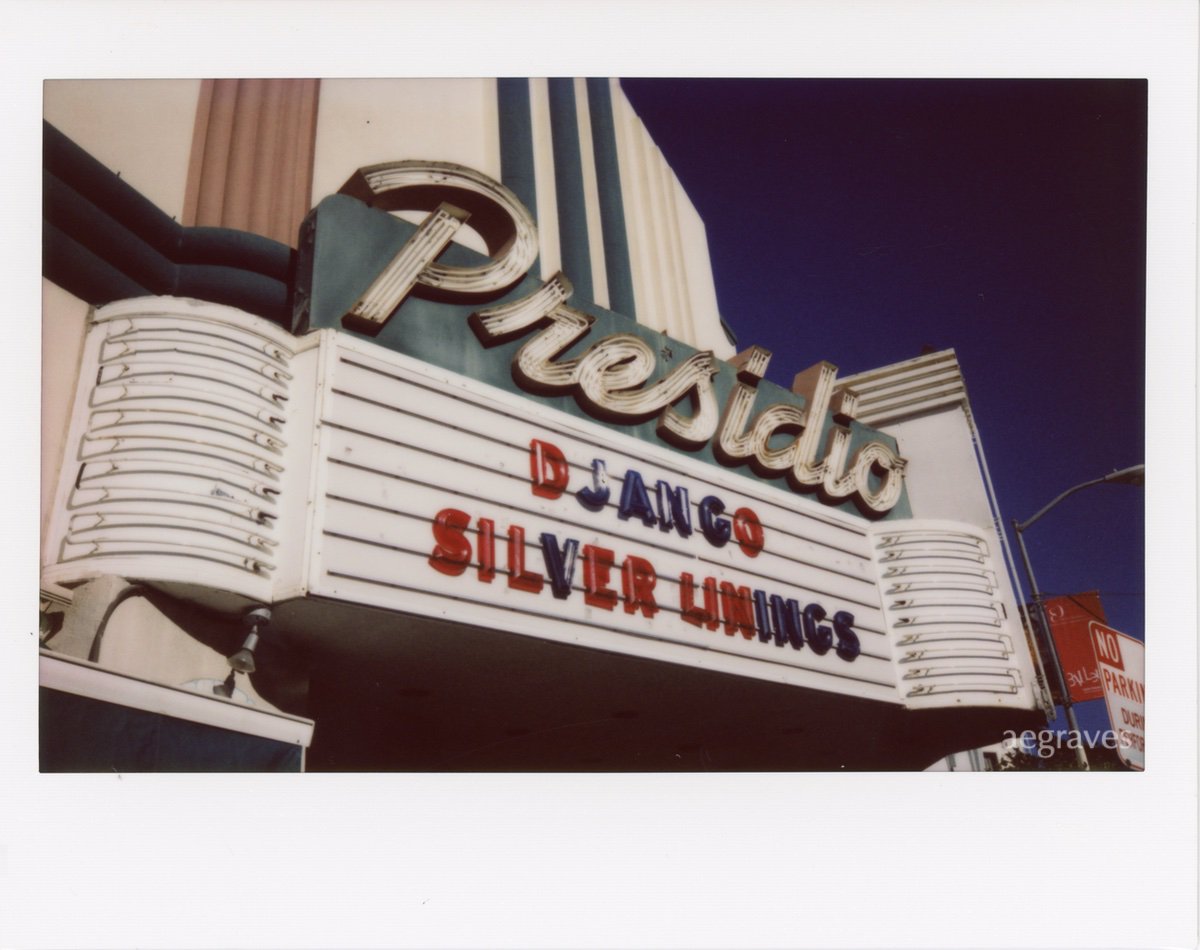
[43,79,201,221]
[310,79,502,207]
[675,182,729,357]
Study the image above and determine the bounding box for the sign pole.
[1012,519,1090,770]
[1010,466,1143,770]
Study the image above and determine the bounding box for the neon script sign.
[336,161,906,515]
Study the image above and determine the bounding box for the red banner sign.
[1043,592,1106,703]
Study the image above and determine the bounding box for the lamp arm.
[1015,475,1107,533]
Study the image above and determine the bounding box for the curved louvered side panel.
[869,520,1031,709]
[43,297,298,604]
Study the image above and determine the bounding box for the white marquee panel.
[305,339,900,698]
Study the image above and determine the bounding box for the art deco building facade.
[41,79,1048,770]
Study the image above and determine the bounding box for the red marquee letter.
[582,544,618,610]
[429,508,471,576]
[622,555,659,618]
[680,572,718,629]
[507,525,545,593]
[732,507,764,558]
[530,439,570,499]
[719,581,756,639]
[476,517,496,583]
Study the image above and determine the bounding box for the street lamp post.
[1011,464,1144,771]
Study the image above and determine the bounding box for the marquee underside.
[261,597,1040,771]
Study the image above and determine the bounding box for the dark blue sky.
[622,79,1147,735]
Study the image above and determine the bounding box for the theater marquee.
[42,160,1041,717]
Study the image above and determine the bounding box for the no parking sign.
[1089,622,1145,770]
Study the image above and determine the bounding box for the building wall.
[885,408,1002,528]
[609,80,729,356]
[43,79,201,222]
[311,78,503,210]
[840,352,994,535]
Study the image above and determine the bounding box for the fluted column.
[183,79,320,247]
